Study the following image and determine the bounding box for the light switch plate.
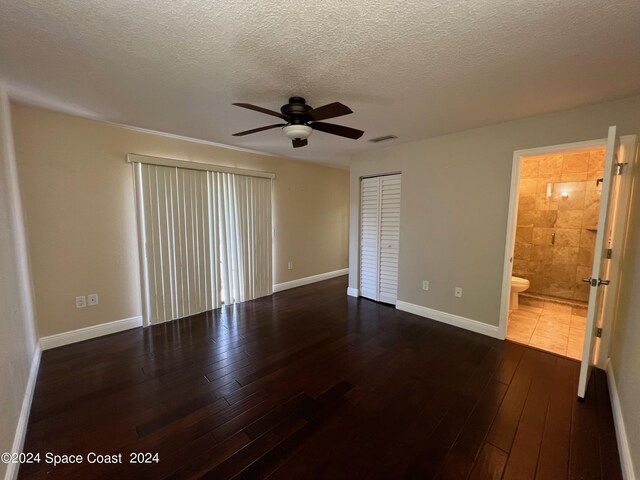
[76,296,86,308]
[454,287,463,298]
[88,294,99,306]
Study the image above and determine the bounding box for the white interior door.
[577,126,619,398]
[378,175,401,304]
[360,177,381,301]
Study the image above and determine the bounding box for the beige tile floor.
[507,297,587,360]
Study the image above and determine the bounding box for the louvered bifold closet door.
[378,174,401,304]
[137,164,220,324]
[360,176,381,301]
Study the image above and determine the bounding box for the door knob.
[582,277,610,286]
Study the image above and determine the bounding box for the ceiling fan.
[232,97,364,148]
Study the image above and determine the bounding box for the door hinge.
[606,248,612,259]
[616,163,626,175]
[596,328,603,338]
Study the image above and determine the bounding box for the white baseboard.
[606,360,636,480]
[39,316,143,350]
[347,287,359,297]
[273,268,348,293]
[395,300,501,339]
[5,345,41,480]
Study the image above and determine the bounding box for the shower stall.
[512,148,605,305]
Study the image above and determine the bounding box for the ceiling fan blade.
[306,102,353,121]
[232,124,286,136]
[232,103,289,120]
[310,121,364,139]
[292,138,308,148]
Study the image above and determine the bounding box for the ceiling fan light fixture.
[232,98,364,147]
[282,124,312,140]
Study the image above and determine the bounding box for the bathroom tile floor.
[507,298,587,360]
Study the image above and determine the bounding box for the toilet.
[510,276,530,309]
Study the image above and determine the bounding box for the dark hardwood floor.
[19,276,622,479]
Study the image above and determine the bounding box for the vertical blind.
[134,161,272,325]
[217,173,272,305]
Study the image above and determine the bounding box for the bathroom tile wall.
[513,148,605,302]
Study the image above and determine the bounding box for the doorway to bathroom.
[508,146,604,359]
[498,129,637,398]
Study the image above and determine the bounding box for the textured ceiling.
[1,0,639,166]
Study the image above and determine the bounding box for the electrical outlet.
[422,280,429,291]
[88,294,99,306]
[454,287,463,298]
[287,261,293,270]
[76,296,86,308]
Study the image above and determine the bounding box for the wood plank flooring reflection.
[19,276,621,479]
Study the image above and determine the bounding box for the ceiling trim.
[105,118,282,159]
[8,96,280,159]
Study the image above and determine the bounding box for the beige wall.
[11,104,349,337]
[349,94,640,472]
[349,95,640,325]
[0,87,39,479]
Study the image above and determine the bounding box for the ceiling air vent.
[369,135,398,143]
